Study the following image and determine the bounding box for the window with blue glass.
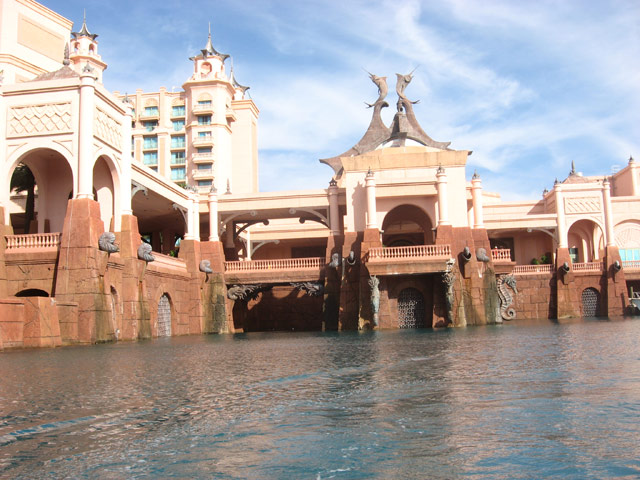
[198,131,212,138]
[171,105,185,117]
[197,115,211,125]
[620,249,640,261]
[143,136,158,149]
[197,180,212,187]
[197,163,212,170]
[197,147,212,154]
[143,121,157,132]
[172,119,185,131]
[197,100,212,105]
[143,152,158,165]
[144,106,159,116]
[171,135,185,148]
[171,167,186,181]
[171,151,185,164]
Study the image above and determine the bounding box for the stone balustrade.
[572,261,605,273]
[225,257,324,272]
[513,264,553,275]
[622,260,640,271]
[152,252,188,271]
[491,248,512,262]
[368,244,451,261]
[4,233,61,250]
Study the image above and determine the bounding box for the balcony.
[140,110,159,120]
[225,107,236,121]
[513,264,553,276]
[192,153,214,164]
[192,168,213,180]
[224,257,325,284]
[192,135,213,147]
[491,248,512,263]
[366,244,452,275]
[193,104,214,115]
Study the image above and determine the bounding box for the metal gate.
[398,288,426,328]
[157,294,172,337]
[581,288,600,317]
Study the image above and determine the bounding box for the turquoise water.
[1,319,639,479]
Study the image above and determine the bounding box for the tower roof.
[230,66,249,93]
[190,26,229,62]
[71,12,98,40]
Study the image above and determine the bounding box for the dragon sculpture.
[497,274,518,320]
[291,282,324,297]
[227,284,271,301]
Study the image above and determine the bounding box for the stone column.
[328,179,340,235]
[208,187,219,241]
[120,101,133,217]
[365,169,377,229]
[602,179,615,247]
[225,221,235,248]
[629,156,638,197]
[183,194,195,240]
[471,171,484,228]
[436,166,450,226]
[77,72,96,199]
[554,184,568,248]
[192,192,200,241]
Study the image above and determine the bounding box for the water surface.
[1,319,639,479]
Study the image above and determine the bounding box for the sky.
[46,0,640,200]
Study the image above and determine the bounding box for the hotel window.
[197,180,212,187]
[171,105,185,117]
[171,151,185,164]
[171,135,185,148]
[198,131,212,138]
[172,119,185,131]
[620,248,640,261]
[197,163,212,170]
[198,115,212,125]
[143,120,157,132]
[171,167,186,181]
[144,106,159,116]
[143,136,158,149]
[143,152,158,165]
[197,100,212,105]
[197,147,212,154]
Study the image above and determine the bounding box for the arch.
[93,153,122,231]
[157,293,172,337]
[171,97,185,106]
[144,98,158,107]
[581,287,600,317]
[615,220,640,261]
[15,288,49,297]
[4,146,75,233]
[381,204,434,247]
[567,219,605,263]
[397,288,426,328]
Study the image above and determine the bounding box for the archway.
[397,288,426,328]
[7,148,74,233]
[567,219,605,263]
[581,288,600,317]
[157,294,172,337]
[15,288,49,297]
[382,204,434,247]
[93,156,117,231]
[615,221,640,261]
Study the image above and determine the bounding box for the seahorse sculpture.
[497,274,518,320]
[137,242,155,262]
[98,232,119,253]
[368,276,380,326]
[442,259,456,324]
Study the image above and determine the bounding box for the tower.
[69,13,106,82]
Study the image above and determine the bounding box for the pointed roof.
[71,11,98,40]
[230,66,249,93]
[29,65,80,82]
[191,25,229,62]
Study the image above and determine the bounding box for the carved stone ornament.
[442,258,456,324]
[227,284,271,301]
[137,242,155,262]
[199,259,212,274]
[329,252,341,268]
[476,248,490,263]
[345,251,357,266]
[497,274,518,321]
[368,276,380,326]
[291,282,324,297]
[98,232,119,253]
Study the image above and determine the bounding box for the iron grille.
[157,294,172,337]
[398,288,426,328]
[581,288,600,318]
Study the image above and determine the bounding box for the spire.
[569,160,576,176]
[195,24,229,62]
[72,10,98,40]
[229,61,249,94]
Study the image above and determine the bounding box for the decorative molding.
[94,108,122,151]
[8,103,72,137]
[564,196,601,215]
[615,222,640,248]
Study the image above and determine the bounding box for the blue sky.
[46,0,639,200]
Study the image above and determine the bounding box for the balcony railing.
[151,252,188,271]
[193,104,214,114]
[491,248,512,262]
[622,260,640,271]
[572,261,604,273]
[225,257,324,272]
[192,136,213,147]
[368,244,451,261]
[513,264,553,275]
[5,233,61,250]
[192,168,213,179]
[192,153,214,163]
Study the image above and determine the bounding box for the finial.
[63,44,70,66]
[225,179,231,194]
[366,167,373,177]
[554,178,559,185]
[82,61,94,73]
[472,170,480,180]
[629,155,635,165]
[72,10,98,40]
[437,164,445,174]
[329,178,337,187]
[209,185,217,194]
[569,160,576,176]
[543,188,549,195]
